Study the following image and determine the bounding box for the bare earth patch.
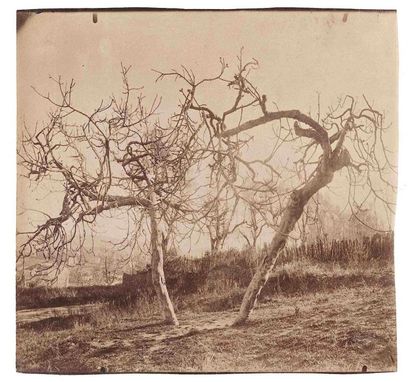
[16,283,396,374]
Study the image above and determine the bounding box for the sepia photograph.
[16,8,398,373]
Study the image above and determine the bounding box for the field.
[16,235,396,373]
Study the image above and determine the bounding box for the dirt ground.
[16,283,396,374]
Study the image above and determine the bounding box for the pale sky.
[17,10,398,256]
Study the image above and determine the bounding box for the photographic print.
[16,9,397,373]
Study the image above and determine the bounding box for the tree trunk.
[148,196,179,326]
[210,234,223,255]
[233,158,341,326]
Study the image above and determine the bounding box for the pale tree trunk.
[233,154,348,326]
[148,194,179,326]
[210,234,223,255]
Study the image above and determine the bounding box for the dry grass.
[16,235,396,373]
[16,283,396,373]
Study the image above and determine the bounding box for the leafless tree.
[17,65,208,325]
[155,55,283,252]
[161,52,396,325]
[103,255,117,285]
[203,191,243,254]
[240,205,266,251]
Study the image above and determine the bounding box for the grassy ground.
[16,261,396,373]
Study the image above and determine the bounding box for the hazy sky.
[17,10,398,255]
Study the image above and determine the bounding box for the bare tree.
[103,255,117,285]
[203,191,243,254]
[163,53,396,325]
[155,56,283,254]
[240,206,266,251]
[17,65,205,325]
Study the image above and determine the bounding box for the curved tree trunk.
[148,196,179,326]
[232,154,348,326]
